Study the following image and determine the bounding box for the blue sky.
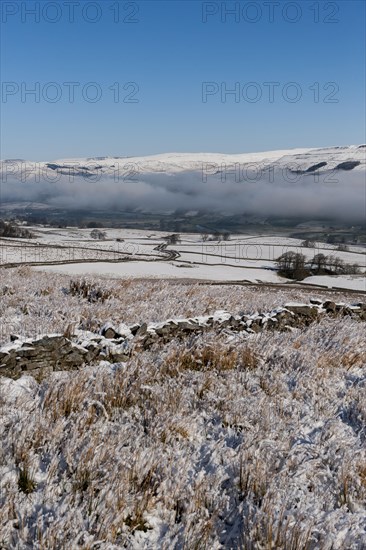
[1,0,365,160]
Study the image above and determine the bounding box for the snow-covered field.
[303,275,366,292]
[33,262,283,283]
[1,228,365,291]
[1,282,366,548]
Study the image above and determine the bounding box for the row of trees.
[277,252,361,281]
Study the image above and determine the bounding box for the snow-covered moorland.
[0,268,366,548]
[1,267,365,345]
[1,315,366,548]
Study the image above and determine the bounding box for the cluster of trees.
[90,229,107,240]
[0,220,33,239]
[201,231,231,242]
[277,251,360,281]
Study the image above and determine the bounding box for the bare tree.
[311,253,327,274]
[166,233,181,245]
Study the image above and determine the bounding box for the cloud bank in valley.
[1,151,365,223]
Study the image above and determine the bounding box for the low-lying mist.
[1,168,365,223]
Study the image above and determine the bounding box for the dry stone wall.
[1,301,365,380]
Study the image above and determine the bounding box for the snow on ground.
[32,261,282,282]
[1,315,366,548]
[1,267,365,347]
[303,275,366,292]
[1,266,366,548]
[1,228,365,291]
[1,145,365,547]
[0,148,313,176]
[178,240,366,268]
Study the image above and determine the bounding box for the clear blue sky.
[1,0,365,160]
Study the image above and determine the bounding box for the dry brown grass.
[317,350,366,370]
[240,345,260,370]
[1,267,365,347]
[357,462,366,495]
[17,461,37,495]
[164,344,260,375]
[237,454,269,507]
[1,302,366,548]
[160,422,190,443]
[69,279,112,303]
[43,377,86,421]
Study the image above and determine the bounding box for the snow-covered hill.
[2,145,365,177]
[1,145,365,223]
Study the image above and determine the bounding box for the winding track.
[1,238,364,294]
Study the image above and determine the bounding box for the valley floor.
[1,227,365,292]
